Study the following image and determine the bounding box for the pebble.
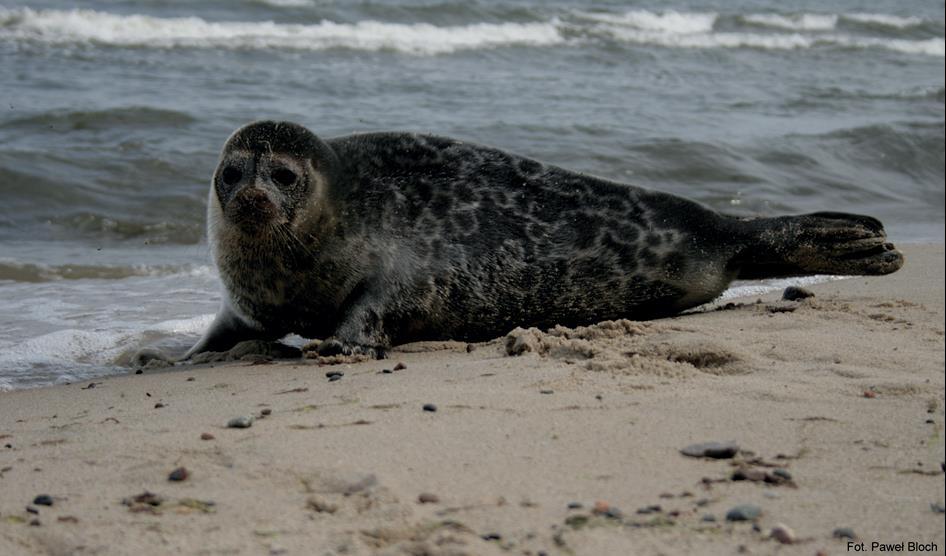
[832,527,856,540]
[325,371,344,379]
[306,497,338,514]
[226,416,254,429]
[481,533,502,541]
[328,375,342,382]
[32,495,53,506]
[393,362,407,370]
[168,467,189,482]
[154,402,165,409]
[725,504,762,521]
[539,389,554,394]
[422,403,437,412]
[381,369,393,374]
[200,432,215,441]
[261,408,272,416]
[26,506,38,514]
[681,441,739,459]
[930,503,944,514]
[782,286,815,301]
[417,493,440,504]
[566,502,583,510]
[770,524,796,544]
[772,468,792,481]
[637,505,662,514]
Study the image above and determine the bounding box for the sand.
[1,244,943,556]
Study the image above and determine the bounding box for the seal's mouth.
[226,186,282,232]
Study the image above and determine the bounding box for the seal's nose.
[227,186,278,228]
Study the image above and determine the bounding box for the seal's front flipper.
[316,338,387,360]
[183,308,265,360]
[734,211,904,279]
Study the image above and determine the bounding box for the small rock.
[701,514,716,522]
[29,519,40,527]
[681,441,739,459]
[261,408,272,416]
[306,497,338,514]
[417,493,439,504]
[32,495,53,506]
[832,527,856,540]
[25,506,38,514]
[725,504,762,521]
[770,523,796,544]
[422,403,437,412]
[782,286,814,301]
[637,505,662,514]
[566,502,582,510]
[931,503,944,514]
[863,390,877,398]
[200,432,215,441]
[381,369,393,374]
[154,402,165,409]
[325,371,344,379]
[772,468,792,481]
[393,362,406,370]
[732,468,767,482]
[168,467,189,482]
[227,416,254,429]
[328,374,342,382]
[481,533,502,541]
[57,516,79,524]
[539,389,554,395]
[592,500,610,514]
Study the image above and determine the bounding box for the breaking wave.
[0,7,941,56]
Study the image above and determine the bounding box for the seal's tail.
[732,211,904,279]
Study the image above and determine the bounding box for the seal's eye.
[272,168,297,188]
[221,166,242,186]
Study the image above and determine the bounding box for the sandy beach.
[1,244,943,555]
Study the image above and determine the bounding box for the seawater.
[0,0,943,389]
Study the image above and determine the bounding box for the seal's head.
[210,121,338,237]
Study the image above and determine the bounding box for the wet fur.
[187,121,903,358]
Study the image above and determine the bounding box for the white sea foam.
[845,13,926,29]
[0,7,940,57]
[717,275,844,302]
[0,8,564,54]
[579,10,717,34]
[0,313,215,391]
[743,13,838,31]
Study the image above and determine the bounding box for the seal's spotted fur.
[187,121,903,358]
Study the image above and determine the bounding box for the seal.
[185,120,903,358]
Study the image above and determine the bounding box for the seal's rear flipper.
[733,211,904,279]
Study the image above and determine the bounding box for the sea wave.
[0,313,214,391]
[0,7,941,56]
[0,7,564,54]
[742,14,838,31]
[0,259,214,283]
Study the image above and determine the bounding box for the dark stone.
[931,503,945,514]
[481,533,502,541]
[261,408,272,416]
[772,468,792,481]
[329,374,342,382]
[393,362,407,370]
[725,504,762,521]
[422,403,437,412]
[681,441,739,459]
[168,467,189,482]
[32,495,53,506]
[782,286,815,301]
[325,371,344,378]
[832,527,856,539]
[567,502,583,510]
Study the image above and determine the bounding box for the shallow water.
[0,0,943,389]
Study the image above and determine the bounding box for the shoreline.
[1,244,943,555]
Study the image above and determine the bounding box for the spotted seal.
[185,120,903,358]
